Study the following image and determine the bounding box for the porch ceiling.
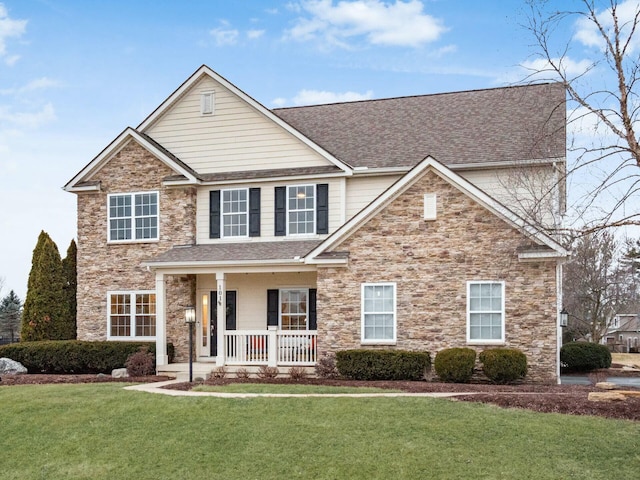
[143,240,323,267]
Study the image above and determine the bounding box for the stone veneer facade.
[316,169,559,382]
[75,141,197,362]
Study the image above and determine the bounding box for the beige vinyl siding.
[459,165,561,228]
[345,174,401,220]
[196,178,343,243]
[197,272,317,330]
[146,77,333,173]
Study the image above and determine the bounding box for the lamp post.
[184,306,196,382]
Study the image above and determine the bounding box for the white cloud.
[210,21,239,46]
[496,56,593,84]
[247,29,265,40]
[574,1,640,53]
[273,88,374,106]
[0,77,60,95]
[286,0,447,48]
[0,102,56,128]
[0,3,27,63]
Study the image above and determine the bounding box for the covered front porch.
[151,264,320,370]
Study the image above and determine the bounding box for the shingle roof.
[273,82,565,169]
[144,240,323,265]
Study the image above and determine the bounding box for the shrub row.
[336,349,431,381]
[0,340,174,374]
[434,347,528,384]
[560,342,611,372]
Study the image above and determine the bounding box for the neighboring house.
[64,65,568,382]
[602,314,640,352]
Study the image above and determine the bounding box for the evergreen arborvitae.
[21,231,68,341]
[61,239,78,339]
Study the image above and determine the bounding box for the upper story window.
[222,188,248,238]
[467,281,505,343]
[274,184,328,237]
[288,185,315,235]
[108,192,158,242]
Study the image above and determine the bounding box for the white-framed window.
[287,185,315,235]
[107,291,156,339]
[612,316,620,329]
[361,283,396,344]
[108,191,158,242]
[280,289,309,330]
[201,91,215,115]
[222,188,248,237]
[467,281,505,343]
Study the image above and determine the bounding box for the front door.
[210,290,237,356]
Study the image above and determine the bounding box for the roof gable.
[138,65,352,175]
[63,128,199,192]
[306,156,568,262]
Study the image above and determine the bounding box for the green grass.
[192,383,401,394]
[1,383,639,479]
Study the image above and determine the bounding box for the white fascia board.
[142,258,307,270]
[63,128,199,192]
[306,155,569,262]
[518,251,569,261]
[64,184,101,193]
[137,65,353,176]
[197,171,349,187]
[449,157,565,171]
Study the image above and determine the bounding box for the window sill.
[107,337,157,342]
[466,340,506,346]
[360,340,397,346]
[108,239,159,245]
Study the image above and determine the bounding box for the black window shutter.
[249,188,261,237]
[209,190,221,239]
[316,184,329,234]
[274,186,286,236]
[309,288,317,330]
[267,289,279,327]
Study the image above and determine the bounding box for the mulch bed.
[2,370,639,421]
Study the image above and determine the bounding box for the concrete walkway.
[124,379,474,398]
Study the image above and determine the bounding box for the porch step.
[157,363,317,380]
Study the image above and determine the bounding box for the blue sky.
[0,0,614,299]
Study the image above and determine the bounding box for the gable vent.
[424,193,437,220]
[201,91,214,115]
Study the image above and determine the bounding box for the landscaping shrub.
[335,349,431,381]
[0,340,174,374]
[434,348,476,383]
[560,342,612,372]
[125,348,156,376]
[257,366,279,378]
[288,366,308,380]
[315,353,339,379]
[479,348,528,384]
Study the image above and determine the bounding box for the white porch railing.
[223,327,317,366]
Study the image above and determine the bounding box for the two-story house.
[64,65,568,382]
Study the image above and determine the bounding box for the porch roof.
[143,240,323,267]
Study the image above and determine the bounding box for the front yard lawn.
[1,383,639,479]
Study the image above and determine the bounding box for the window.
[201,91,214,115]
[222,189,248,237]
[108,192,158,242]
[108,291,156,339]
[280,289,308,330]
[361,283,396,343]
[467,281,505,343]
[288,185,315,235]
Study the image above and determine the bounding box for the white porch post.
[267,326,278,367]
[216,272,226,367]
[155,272,168,366]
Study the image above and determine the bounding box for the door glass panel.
[202,294,208,348]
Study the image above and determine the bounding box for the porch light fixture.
[560,308,568,328]
[185,306,196,382]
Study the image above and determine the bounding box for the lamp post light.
[184,306,196,383]
[560,308,569,328]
